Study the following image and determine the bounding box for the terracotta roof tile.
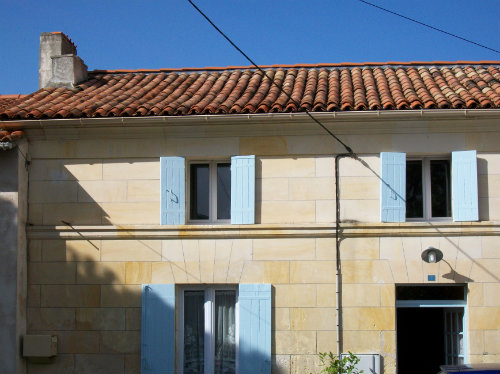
[1,62,499,120]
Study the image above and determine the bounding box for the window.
[380,151,478,223]
[160,155,255,225]
[141,283,271,374]
[406,158,451,220]
[178,286,237,374]
[189,161,231,223]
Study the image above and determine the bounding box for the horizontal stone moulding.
[27,222,500,240]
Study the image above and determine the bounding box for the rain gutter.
[0,109,499,129]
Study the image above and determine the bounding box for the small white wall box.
[23,335,57,363]
[340,353,381,374]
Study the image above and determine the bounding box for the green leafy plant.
[314,351,364,374]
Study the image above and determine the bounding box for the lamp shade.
[421,247,443,263]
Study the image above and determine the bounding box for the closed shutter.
[452,150,478,221]
[380,152,406,222]
[161,157,185,225]
[238,284,271,374]
[231,155,255,224]
[141,284,176,374]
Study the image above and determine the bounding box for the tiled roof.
[1,62,499,120]
[0,95,26,112]
[0,96,26,142]
[0,129,24,142]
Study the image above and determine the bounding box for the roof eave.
[2,108,499,130]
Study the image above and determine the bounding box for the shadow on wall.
[27,160,145,374]
[27,159,272,374]
[27,243,145,374]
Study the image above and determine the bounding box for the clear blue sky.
[1,0,499,94]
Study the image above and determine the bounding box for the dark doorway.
[397,307,445,374]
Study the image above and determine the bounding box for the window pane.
[190,164,209,220]
[184,291,205,374]
[430,160,451,217]
[217,163,231,220]
[406,161,423,218]
[214,290,236,374]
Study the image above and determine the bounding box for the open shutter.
[238,284,271,374]
[141,284,175,374]
[380,152,406,222]
[161,157,185,225]
[452,150,478,221]
[231,155,255,224]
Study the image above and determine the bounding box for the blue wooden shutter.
[161,157,185,225]
[141,284,175,374]
[231,155,255,224]
[452,150,478,221]
[380,152,406,222]
[238,284,271,374]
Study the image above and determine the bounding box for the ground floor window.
[141,283,270,374]
[179,286,237,374]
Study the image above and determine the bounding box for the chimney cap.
[40,32,78,54]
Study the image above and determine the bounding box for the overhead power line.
[186,0,354,154]
[358,0,500,54]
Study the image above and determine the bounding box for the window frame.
[406,156,452,222]
[176,285,240,374]
[187,160,231,224]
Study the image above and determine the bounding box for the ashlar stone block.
[76,262,126,284]
[317,331,338,353]
[100,331,141,353]
[76,308,125,331]
[343,330,381,352]
[240,261,290,284]
[28,262,76,284]
[342,307,395,331]
[342,284,380,307]
[74,353,124,374]
[101,285,141,307]
[274,331,316,354]
[28,307,75,330]
[77,181,127,202]
[273,307,291,331]
[274,284,316,307]
[469,307,500,330]
[290,261,337,283]
[41,285,100,307]
[259,157,315,178]
[253,238,315,261]
[125,262,152,284]
[290,308,336,330]
[240,136,288,156]
[289,177,335,200]
[103,159,159,180]
[101,240,161,262]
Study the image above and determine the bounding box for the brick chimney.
[39,32,88,89]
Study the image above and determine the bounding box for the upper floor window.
[381,151,478,223]
[406,158,451,220]
[189,161,231,223]
[160,155,255,225]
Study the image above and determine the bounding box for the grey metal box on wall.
[341,353,381,374]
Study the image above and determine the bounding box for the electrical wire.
[358,0,500,55]
[186,0,354,154]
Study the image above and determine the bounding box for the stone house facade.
[0,32,499,374]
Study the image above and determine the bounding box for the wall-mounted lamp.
[421,246,443,263]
